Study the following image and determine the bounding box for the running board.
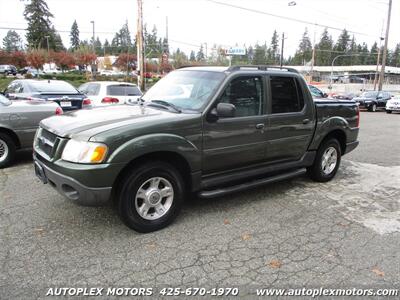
[198,168,306,199]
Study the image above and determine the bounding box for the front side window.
[270,76,304,114]
[219,76,264,117]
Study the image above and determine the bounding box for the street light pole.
[378,0,392,91]
[90,21,96,79]
[137,0,145,91]
[280,32,285,68]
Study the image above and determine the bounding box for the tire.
[386,110,392,114]
[0,133,16,169]
[368,103,377,112]
[117,161,185,233]
[308,138,341,182]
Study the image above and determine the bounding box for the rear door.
[265,75,315,163]
[202,75,267,173]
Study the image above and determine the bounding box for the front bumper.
[386,106,400,111]
[33,153,113,206]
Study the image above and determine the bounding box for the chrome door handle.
[255,123,265,129]
[302,119,310,124]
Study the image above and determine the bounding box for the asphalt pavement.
[0,111,399,299]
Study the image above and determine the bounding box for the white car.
[386,96,400,114]
[78,81,143,106]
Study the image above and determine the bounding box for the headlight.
[61,140,108,164]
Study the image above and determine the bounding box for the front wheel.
[117,161,184,233]
[308,138,341,182]
[386,110,392,114]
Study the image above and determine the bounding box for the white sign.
[226,47,246,56]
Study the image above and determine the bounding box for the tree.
[74,46,97,70]
[3,30,23,52]
[103,39,110,55]
[315,28,333,66]
[9,51,28,68]
[252,44,266,65]
[290,28,312,65]
[267,30,279,64]
[171,48,188,68]
[26,49,47,69]
[51,51,75,71]
[189,50,196,61]
[70,20,80,50]
[24,0,54,49]
[94,37,103,55]
[196,45,205,62]
[349,36,360,65]
[115,53,137,72]
[367,42,378,65]
[333,29,351,65]
[111,22,133,54]
[389,43,400,67]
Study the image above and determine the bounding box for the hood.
[40,104,180,138]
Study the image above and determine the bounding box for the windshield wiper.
[148,100,182,113]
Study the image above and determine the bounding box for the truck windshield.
[142,70,225,111]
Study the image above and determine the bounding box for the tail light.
[83,98,92,106]
[55,106,63,115]
[356,106,360,128]
[102,97,119,104]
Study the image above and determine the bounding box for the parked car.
[0,94,62,168]
[353,91,392,112]
[33,65,359,232]
[19,67,45,78]
[3,79,91,111]
[308,85,327,98]
[332,92,356,100]
[78,81,142,106]
[0,64,17,76]
[385,96,400,114]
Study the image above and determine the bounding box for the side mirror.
[216,103,236,118]
[323,93,328,98]
[208,103,236,122]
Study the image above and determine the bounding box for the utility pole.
[378,0,392,91]
[137,0,145,91]
[90,21,96,79]
[280,32,285,68]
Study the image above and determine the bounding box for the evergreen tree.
[24,0,54,49]
[111,22,133,54]
[315,28,333,66]
[349,36,360,65]
[50,26,65,51]
[359,43,369,65]
[2,30,23,52]
[103,39,110,55]
[70,20,80,50]
[368,42,378,65]
[189,50,196,61]
[333,29,350,65]
[389,43,400,67]
[291,28,312,65]
[196,45,205,62]
[94,37,102,55]
[267,30,279,64]
[247,45,254,63]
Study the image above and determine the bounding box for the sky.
[0,0,398,58]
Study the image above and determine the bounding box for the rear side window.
[80,83,100,96]
[107,85,142,96]
[270,76,304,114]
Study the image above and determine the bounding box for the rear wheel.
[368,103,377,112]
[0,133,16,169]
[308,138,341,182]
[386,110,392,114]
[117,161,184,233]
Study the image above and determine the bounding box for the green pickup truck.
[33,66,359,232]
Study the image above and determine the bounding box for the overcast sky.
[0,0,398,57]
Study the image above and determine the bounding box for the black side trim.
[199,168,306,198]
[201,151,315,189]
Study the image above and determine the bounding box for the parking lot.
[1,111,399,298]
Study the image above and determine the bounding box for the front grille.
[35,128,59,160]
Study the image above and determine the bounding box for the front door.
[202,75,267,174]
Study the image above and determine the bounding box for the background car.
[385,96,400,114]
[78,81,142,106]
[308,85,328,98]
[0,93,62,168]
[353,91,392,112]
[0,64,17,76]
[332,92,356,100]
[3,79,91,111]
